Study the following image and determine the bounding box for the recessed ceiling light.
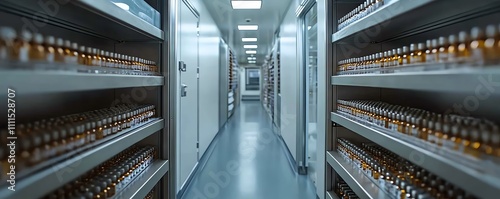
[246,50,257,54]
[244,45,258,49]
[247,57,256,60]
[242,38,258,42]
[231,1,262,9]
[238,25,258,30]
[249,61,256,64]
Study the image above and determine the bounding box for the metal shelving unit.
[228,49,239,117]
[331,68,500,93]
[0,119,165,199]
[326,151,387,199]
[326,191,340,199]
[0,70,164,94]
[330,113,500,199]
[0,0,163,41]
[326,0,500,198]
[116,160,169,199]
[0,0,169,198]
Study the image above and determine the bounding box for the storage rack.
[228,49,239,117]
[326,0,500,199]
[261,52,275,120]
[0,0,169,198]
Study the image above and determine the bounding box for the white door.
[177,1,199,190]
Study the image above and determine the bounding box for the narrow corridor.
[181,101,317,199]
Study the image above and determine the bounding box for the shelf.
[332,0,500,43]
[331,68,500,94]
[0,70,164,94]
[327,191,340,199]
[331,112,500,199]
[326,151,387,199]
[115,160,169,199]
[0,0,163,41]
[0,119,164,199]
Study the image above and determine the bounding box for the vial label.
[19,47,29,62]
[47,53,55,62]
[0,47,7,60]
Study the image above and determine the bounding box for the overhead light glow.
[242,38,258,42]
[247,57,256,60]
[238,25,258,30]
[308,26,312,30]
[246,50,257,54]
[114,2,130,11]
[244,45,258,49]
[231,1,262,9]
[248,61,256,64]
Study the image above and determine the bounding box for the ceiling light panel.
[246,50,257,54]
[244,45,258,49]
[238,25,258,30]
[242,38,258,42]
[247,57,256,60]
[248,61,256,63]
[231,1,262,9]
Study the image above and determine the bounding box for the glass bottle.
[438,37,449,63]
[491,125,500,157]
[439,116,451,147]
[30,133,43,166]
[76,124,86,148]
[0,27,16,61]
[458,122,471,153]
[13,30,32,62]
[484,25,499,65]
[29,33,45,61]
[430,39,439,64]
[416,43,426,64]
[466,122,481,158]
[50,129,60,158]
[419,118,429,141]
[96,120,104,140]
[448,34,458,64]
[425,40,432,63]
[402,46,410,65]
[457,31,471,63]
[85,47,93,66]
[44,35,56,63]
[54,38,65,63]
[470,27,486,66]
[78,46,87,65]
[112,116,119,134]
[410,44,417,64]
[449,122,462,151]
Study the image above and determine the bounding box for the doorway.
[177,0,200,190]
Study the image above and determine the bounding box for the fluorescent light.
[246,50,257,54]
[244,45,258,49]
[242,38,258,42]
[247,57,256,60]
[249,61,256,64]
[238,25,258,30]
[231,1,261,9]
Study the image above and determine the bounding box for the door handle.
[179,61,187,72]
[181,84,188,97]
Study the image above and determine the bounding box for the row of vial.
[337,100,500,160]
[43,145,156,199]
[338,138,477,199]
[0,26,158,72]
[0,104,156,176]
[338,0,385,30]
[335,177,360,199]
[338,25,500,73]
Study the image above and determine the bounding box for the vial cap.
[426,40,432,48]
[417,43,425,50]
[448,34,457,44]
[71,43,78,50]
[431,39,438,48]
[33,33,44,43]
[410,44,416,51]
[0,27,16,40]
[458,31,469,42]
[470,27,484,39]
[20,30,33,41]
[79,46,86,52]
[45,35,55,45]
[438,36,447,46]
[56,38,64,46]
[86,47,92,54]
[486,25,497,38]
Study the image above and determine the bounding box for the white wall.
[279,1,299,161]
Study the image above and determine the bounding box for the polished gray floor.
[181,101,317,199]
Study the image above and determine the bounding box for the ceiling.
[203,0,293,66]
